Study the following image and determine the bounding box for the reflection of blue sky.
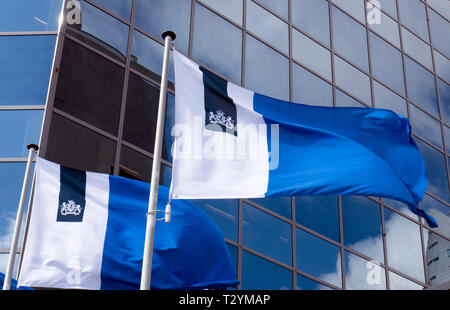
[135,0,191,54]
[243,203,291,266]
[241,250,291,290]
[415,138,450,203]
[250,196,290,219]
[342,196,384,263]
[91,0,132,21]
[193,199,238,242]
[296,229,341,288]
[193,3,242,84]
[0,110,44,158]
[0,163,34,248]
[0,0,62,32]
[296,196,339,242]
[131,30,175,83]
[0,36,56,107]
[78,0,129,56]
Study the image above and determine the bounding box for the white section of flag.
[18,158,109,290]
[169,50,269,199]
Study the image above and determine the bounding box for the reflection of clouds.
[0,216,27,277]
[0,217,16,274]
[0,217,15,248]
[319,207,425,290]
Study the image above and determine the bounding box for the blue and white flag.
[18,157,238,290]
[170,50,437,228]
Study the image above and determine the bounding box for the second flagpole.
[140,31,176,290]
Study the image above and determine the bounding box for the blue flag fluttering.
[18,158,239,289]
[170,50,437,228]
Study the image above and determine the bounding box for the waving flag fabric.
[18,157,238,290]
[169,49,437,228]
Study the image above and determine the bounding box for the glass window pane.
[292,28,332,80]
[131,30,175,84]
[292,63,333,107]
[368,7,400,48]
[404,56,439,117]
[397,0,429,42]
[242,203,292,266]
[414,139,450,203]
[370,32,405,96]
[332,6,369,71]
[0,254,20,279]
[200,0,243,25]
[427,0,450,20]
[384,208,425,282]
[227,244,238,277]
[438,78,450,124]
[191,199,239,242]
[342,196,384,263]
[135,0,191,54]
[297,274,333,290]
[433,50,450,84]
[0,110,43,158]
[335,89,366,108]
[123,73,172,160]
[246,0,288,54]
[295,196,340,242]
[331,0,366,24]
[241,250,292,289]
[296,229,342,288]
[292,0,330,47]
[334,56,372,104]
[67,0,129,62]
[54,39,124,136]
[91,0,132,21]
[0,35,56,106]
[249,197,291,219]
[245,34,289,101]
[389,271,423,290]
[428,8,450,58]
[119,145,152,182]
[118,146,171,187]
[0,0,62,32]
[409,104,443,149]
[382,198,417,220]
[0,163,34,252]
[256,0,288,20]
[45,113,116,174]
[373,81,407,117]
[445,125,450,154]
[193,4,242,84]
[423,214,450,287]
[420,195,450,233]
[401,26,433,71]
[344,250,387,290]
[371,0,397,18]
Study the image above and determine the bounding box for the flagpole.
[140,31,176,290]
[2,144,38,290]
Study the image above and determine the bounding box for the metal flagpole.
[140,31,176,290]
[2,144,39,290]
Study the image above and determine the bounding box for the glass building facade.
[0,0,449,290]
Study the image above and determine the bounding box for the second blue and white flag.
[170,49,437,228]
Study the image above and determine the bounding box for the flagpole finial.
[162,31,176,41]
[27,144,39,151]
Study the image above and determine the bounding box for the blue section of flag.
[0,273,33,290]
[101,175,239,290]
[253,93,437,228]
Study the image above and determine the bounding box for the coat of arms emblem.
[60,200,82,216]
[208,109,236,130]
